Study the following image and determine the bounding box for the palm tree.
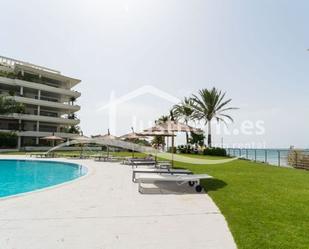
[172,97,195,145]
[151,135,165,149]
[155,115,170,125]
[191,88,237,147]
[153,115,170,151]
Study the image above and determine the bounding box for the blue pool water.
[0,160,87,198]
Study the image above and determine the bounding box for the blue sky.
[0,0,308,148]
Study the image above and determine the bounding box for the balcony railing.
[9,96,80,111]
[0,113,80,125]
[0,74,81,98]
[0,68,62,88]
[0,56,60,74]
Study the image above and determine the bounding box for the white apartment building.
[0,56,81,149]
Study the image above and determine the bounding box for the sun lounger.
[94,155,126,162]
[123,157,157,164]
[131,161,172,170]
[126,158,171,167]
[130,160,156,167]
[89,153,107,158]
[132,168,192,182]
[136,173,213,193]
[28,152,51,158]
[155,161,172,169]
[92,155,109,161]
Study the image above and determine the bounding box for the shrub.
[288,150,309,169]
[168,147,177,153]
[203,147,227,156]
[189,131,205,147]
[0,132,18,148]
[176,145,199,154]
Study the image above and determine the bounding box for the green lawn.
[174,156,309,249]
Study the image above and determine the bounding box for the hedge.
[203,147,227,156]
[0,132,18,148]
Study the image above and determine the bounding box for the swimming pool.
[0,159,87,198]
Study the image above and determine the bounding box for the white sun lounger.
[28,152,52,158]
[132,168,192,182]
[136,174,213,193]
[123,158,154,165]
[93,155,126,162]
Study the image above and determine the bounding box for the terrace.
[0,154,236,249]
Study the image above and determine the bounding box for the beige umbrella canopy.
[40,133,64,147]
[149,120,198,133]
[92,133,117,140]
[137,130,176,137]
[120,127,144,140]
[120,132,142,140]
[71,135,91,141]
[120,128,148,157]
[120,132,141,157]
[91,129,117,156]
[144,120,198,166]
[71,135,91,158]
[136,129,176,161]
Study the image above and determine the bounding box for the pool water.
[0,160,87,198]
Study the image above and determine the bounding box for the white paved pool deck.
[0,156,236,249]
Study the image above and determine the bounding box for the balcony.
[0,129,78,139]
[8,96,80,112]
[0,56,81,87]
[0,113,80,125]
[0,76,81,98]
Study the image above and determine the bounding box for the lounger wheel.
[188,181,195,187]
[195,185,203,193]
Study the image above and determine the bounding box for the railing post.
[278,150,281,167]
[239,149,241,157]
[246,149,248,159]
[254,149,257,162]
[265,150,267,163]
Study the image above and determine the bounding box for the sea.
[226,148,305,167]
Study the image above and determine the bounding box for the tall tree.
[151,135,165,149]
[189,131,205,147]
[191,88,237,147]
[0,96,25,115]
[155,115,170,125]
[171,97,195,145]
[154,115,171,150]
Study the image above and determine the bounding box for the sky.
[0,0,308,148]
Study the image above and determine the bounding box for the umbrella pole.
[171,133,174,168]
[132,144,135,158]
[80,144,83,159]
[52,140,55,157]
[107,146,109,158]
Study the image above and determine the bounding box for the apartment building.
[0,56,81,149]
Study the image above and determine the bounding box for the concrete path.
[0,156,237,249]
